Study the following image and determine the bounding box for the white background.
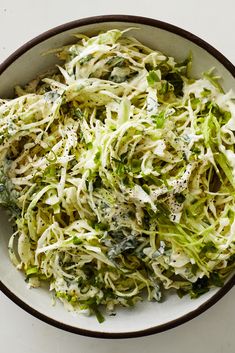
[0,1,234,352]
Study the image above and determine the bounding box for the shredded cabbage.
[0,29,235,321]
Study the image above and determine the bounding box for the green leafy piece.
[142,184,150,195]
[214,153,235,189]
[200,241,217,255]
[95,222,109,231]
[151,112,165,128]
[94,150,101,164]
[147,70,161,86]
[55,291,72,301]
[108,234,139,259]
[201,88,211,97]
[86,142,93,150]
[79,54,93,65]
[175,52,192,76]
[165,72,184,96]
[130,159,142,173]
[177,288,188,298]
[159,81,169,95]
[190,98,200,109]
[145,63,154,72]
[210,272,224,287]
[191,264,198,275]
[26,266,38,277]
[190,277,209,298]
[203,69,224,93]
[106,56,125,67]
[73,236,82,245]
[90,304,105,324]
[191,147,201,155]
[175,193,186,204]
[222,111,231,124]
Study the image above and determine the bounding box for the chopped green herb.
[147,70,161,86]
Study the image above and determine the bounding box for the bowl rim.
[0,14,234,77]
[0,14,234,339]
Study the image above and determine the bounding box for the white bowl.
[0,15,234,338]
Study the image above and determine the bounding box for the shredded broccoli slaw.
[0,29,235,322]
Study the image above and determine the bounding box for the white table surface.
[0,1,234,352]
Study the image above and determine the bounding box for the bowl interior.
[0,19,234,337]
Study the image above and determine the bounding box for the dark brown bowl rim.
[0,14,234,339]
